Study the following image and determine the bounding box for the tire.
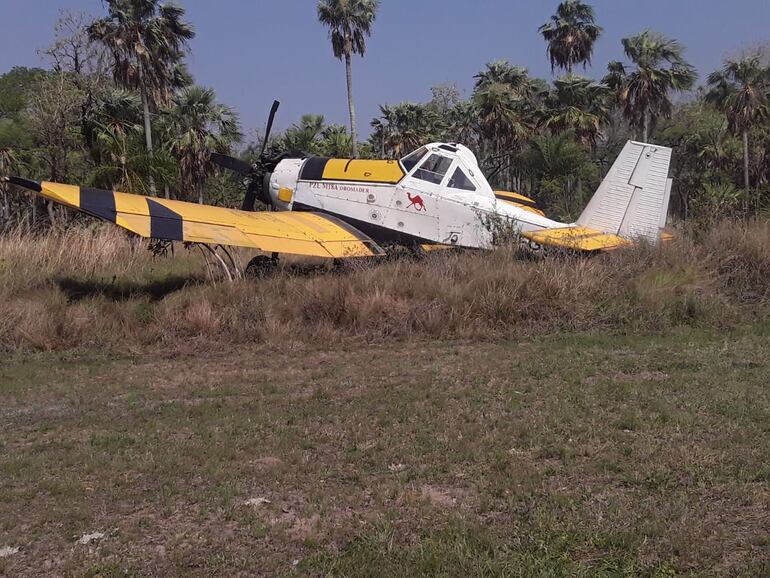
[245,255,278,279]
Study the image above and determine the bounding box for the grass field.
[2,325,769,577]
[1,219,769,353]
[1,221,769,576]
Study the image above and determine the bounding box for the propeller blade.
[211,152,253,176]
[259,100,280,158]
[241,180,260,212]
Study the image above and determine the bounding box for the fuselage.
[265,143,566,250]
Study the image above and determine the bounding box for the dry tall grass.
[1,220,768,352]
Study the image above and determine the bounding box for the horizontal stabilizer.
[522,227,632,252]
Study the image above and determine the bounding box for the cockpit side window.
[413,154,453,185]
[448,167,476,192]
[400,147,427,172]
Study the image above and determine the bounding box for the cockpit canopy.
[399,143,490,196]
[400,146,429,173]
[401,143,479,170]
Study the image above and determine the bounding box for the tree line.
[1,0,769,229]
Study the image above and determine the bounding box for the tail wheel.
[518,237,545,260]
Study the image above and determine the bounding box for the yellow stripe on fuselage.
[322,159,404,184]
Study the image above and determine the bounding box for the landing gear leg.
[196,244,243,282]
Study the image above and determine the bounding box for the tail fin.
[578,141,673,243]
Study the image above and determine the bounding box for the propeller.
[211,100,281,211]
[260,100,280,158]
[210,152,252,176]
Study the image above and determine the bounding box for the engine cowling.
[267,158,303,211]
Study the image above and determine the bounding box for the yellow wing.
[521,227,633,252]
[10,179,384,259]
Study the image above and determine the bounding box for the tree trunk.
[81,91,95,151]
[345,53,358,159]
[1,185,8,228]
[743,129,750,211]
[140,86,157,195]
[577,176,583,204]
[120,156,128,189]
[46,201,57,227]
[643,109,650,143]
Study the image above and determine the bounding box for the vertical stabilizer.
[578,141,672,243]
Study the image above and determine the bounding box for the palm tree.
[89,0,195,193]
[318,124,353,158]
[602,60,628,108]
[473,63,536,137]
[474,61,532,93]
[542,76,610,146]
[283,114,327,153]
[472,63,537,186]
[520,133,590,216]
[604,31,696,142]
[539,0,603,75]
[317,0,379,158]
[88,90,180,194]
[706,54,770,200]
[445,101,479,148]
[475,84,529,144]
[165,86,241,204]
[89,90,144,190]
[370,103,443,158]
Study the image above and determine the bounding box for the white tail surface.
[578,141,673,243]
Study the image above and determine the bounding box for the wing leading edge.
[8,178,385,259]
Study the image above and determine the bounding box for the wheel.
[245,255,278,278]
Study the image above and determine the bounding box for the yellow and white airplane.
[6,104,673,273]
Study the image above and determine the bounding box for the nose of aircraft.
[268,158,304,210]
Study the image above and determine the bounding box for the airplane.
[4,101,673,278]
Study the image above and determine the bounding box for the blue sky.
[1,0,769,138]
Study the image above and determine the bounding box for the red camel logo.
[406,192,426,212]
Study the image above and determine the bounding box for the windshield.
[400,147,427,172]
